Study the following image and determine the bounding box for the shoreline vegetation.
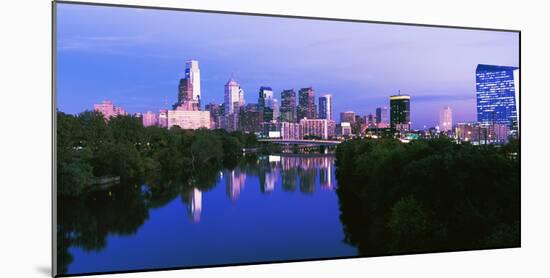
[57,110,264,196]
[335,137,520,255]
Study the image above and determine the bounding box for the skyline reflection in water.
[62,154,355,275]
[187,155,335,222]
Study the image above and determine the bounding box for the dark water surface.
[61,154,356,274]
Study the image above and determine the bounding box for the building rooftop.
[476,64,519,72]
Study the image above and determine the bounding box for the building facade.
[297,87,316,120]
[318,94,332,121]
[390,94,411,132]
[376,107,389,127]
[258,86,274,123]
[142,111,158,127]
[167,109,211,130]
[280,122,303,140]
[93,100,127,120]
[340,111,356,124]
[300,118,336,140]
[439,106,453,132]
[185,60,201,103]
[476,64,519,131]
[224,78,245,116]
[280,89,297,123]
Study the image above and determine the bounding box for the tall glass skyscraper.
[258,86,274,122]
[318,94,332,120]
[389,94,411,132]
[476,64,519,131]
[185,60,201,103]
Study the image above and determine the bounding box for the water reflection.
[187,188,202,222]
[58,154,348,275]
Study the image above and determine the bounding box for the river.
[58,154,357,275]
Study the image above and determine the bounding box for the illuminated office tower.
[280,89,297,123]
[318,94,333,120]
[390,94,411,132]
[297,87,316,120]
[439,106,453,132]
[476,64,519,131]
[185,60,201,103]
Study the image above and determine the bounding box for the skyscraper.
[376,107,389,127]
[177,77,193,105]
[185,60,201,103]
[272,98,279,121]
[340,111,356,124]
[476,64,519,131]
[297,87,316,120]
[258,86,274,123]
[390,94,411,132]
[318,94,333,120]
[224,78,245,116]
[439,106,453,132]
[280,89,297,123]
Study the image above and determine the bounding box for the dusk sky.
[56,3,519,129]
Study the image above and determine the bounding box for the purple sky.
[56,3,519,129]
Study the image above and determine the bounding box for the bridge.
[257,138,342,146]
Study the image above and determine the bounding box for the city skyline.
[56,3,519,129]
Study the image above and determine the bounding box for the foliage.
[56,111,252,196]
[335,137,520,255]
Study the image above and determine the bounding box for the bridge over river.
[257,138,342,146]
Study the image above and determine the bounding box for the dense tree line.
[335,137,519,255]
[57,110,258,196]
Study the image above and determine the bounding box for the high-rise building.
[185,60,201,103]
[272,98,279,121]
[318,94,332,120]
[376,107,389,126]
[239,103,261,133]
[340,111,356,124]
[476,64,519,131]
[93,100,127,120]
[175,75,199,111]
[439,106,453,132]
[280,89,297,123]
[300,118,336,139]
[390,94,411,132]
[224,78,245,116]
[142,111,157,127]
[297,87,316,120]
[205,103,223,129]
[258,86,274,123]
[177,77,193,104]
